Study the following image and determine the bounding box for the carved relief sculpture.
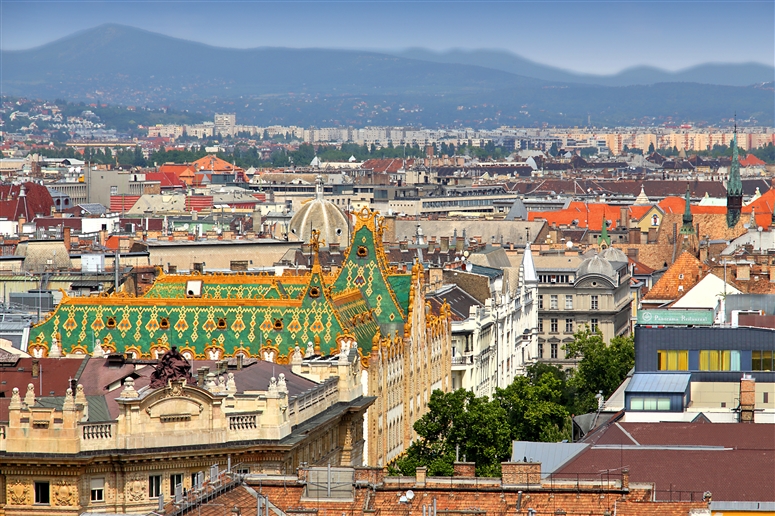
[127,476,145,502]
[8,479,30,505]
[53,480,78,506]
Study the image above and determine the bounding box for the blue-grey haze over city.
[2,0,773,75]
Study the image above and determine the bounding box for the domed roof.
[601,246,628,264]
[577,254,616,281]
[289,176,349,245]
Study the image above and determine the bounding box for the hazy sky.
[2,0,773,75]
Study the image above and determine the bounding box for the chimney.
[440,236,450,253]
[628,228,640,244]
[382,214,396,244]
[452,462,476,477]
[99,229,107,247]
[620,206,629,229]
[501,462,541,485]
[621,469,629,492]
[415,466,427,486]
[17,215,26,236]
[63,226,72,248]
[739,374,756,423]
[455,237,464,253]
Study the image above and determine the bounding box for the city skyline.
[1,0,773,75]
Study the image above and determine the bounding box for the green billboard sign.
[637,309,714,326]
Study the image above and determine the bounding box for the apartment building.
[534,246,632,367]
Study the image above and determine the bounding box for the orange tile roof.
[629,205,655,220]
[192,154,244,173]
[528,202,626,229]
[740,154,766,166]
[643,251,706,302]
[744,188,775,215]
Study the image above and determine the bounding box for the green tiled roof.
[31,214,411,362]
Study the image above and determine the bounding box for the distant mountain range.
[391,49,775,88]
[2,24,773,127]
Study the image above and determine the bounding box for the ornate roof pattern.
[30,208,409,366]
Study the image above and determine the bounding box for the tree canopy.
[394,327,634,476]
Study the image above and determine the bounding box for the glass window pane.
[709,350,720,371]
[764,351,773,371]
[730,350,741,371]
[658,351,667,370]
[667,351,678,371]
[657,398,671,411]
[630,397,644,410]
[644,398,657,410]
[752,350,762,370]
[699,350,709,371]
[722,350,731,371]
[678,351,688,371]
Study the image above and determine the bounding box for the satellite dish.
[566,240,573,249]
[405,490,415,501]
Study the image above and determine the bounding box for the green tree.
[563,327,634,413]
[495,370,571,443]
[395,389,511,477]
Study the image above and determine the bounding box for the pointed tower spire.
[680,184,695,235]
[597,216,611,249]
[726,122,743,228]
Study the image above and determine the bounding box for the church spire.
[598,215,611,249]
[726,123,743,228]
[680,184,695,235]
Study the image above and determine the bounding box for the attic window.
[356,246,368,258]
[273,318,283,331]
[106,317,117,329]
[186,280,203,298]
[217,318,227,330]
[309,286,321,298]
[159,317,170,330]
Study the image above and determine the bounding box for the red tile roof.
[0,182,55,220]
[559,421,775,502]
[145,171,185,189]
[739,154,765,166]
[362,158,415,174]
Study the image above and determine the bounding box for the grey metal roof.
[34,396,113,422]
[77,203,108,215]
[625,372,691,394]
[470,264,502,279]
[510,441,589,477]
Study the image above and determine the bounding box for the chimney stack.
[440,236,450,253]
[739,374,756,423]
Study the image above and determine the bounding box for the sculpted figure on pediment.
[150,346,195,388]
